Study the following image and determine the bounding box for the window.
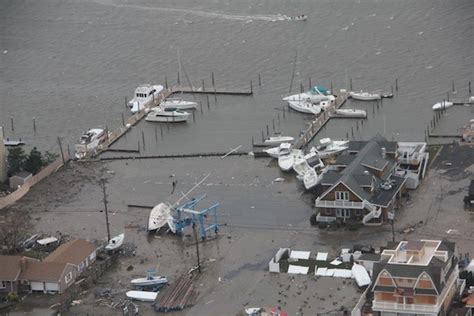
[65,272,73,284]
[335,191,349,201]
[336,209,351,218]
[0,281,6,288]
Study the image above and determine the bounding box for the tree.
[43,151,59,164]
[7,147,26,176]
[24,147,44,174]
[0,210,31,254]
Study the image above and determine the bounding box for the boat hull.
[350,92,381,101]
[148,203,172,232]
[332,109,367,118]
[432,101,453,111]
[105,233,125,251]
[264,136,294,146]
[161,100,198,110]
[288,101,321,114]
[126,291,158,302]
[131,277,168,287]
[145,111,190,123]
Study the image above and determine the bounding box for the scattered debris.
[273,177,285,182]
[154,274,195,312]
[446,229,460,235]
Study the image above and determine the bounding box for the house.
[9,171,33,190]
[315,135,407,225]
[369,239,460,316]
[19,260,77,294]
[0,256,76,294]
[45,239,97,273]
[356,253,382,277]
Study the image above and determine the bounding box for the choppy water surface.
[1,0,473,153]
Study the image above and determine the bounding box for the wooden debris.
[154,274,195,312]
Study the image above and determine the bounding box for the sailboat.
[105,233,125,251]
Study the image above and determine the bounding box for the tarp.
[316,252,328,261]
[312,85,329,95]
[290,250,310,260]
[333,269,353,278]
[352,263,371,287]
[288,265,309,275]
[330,259,342,266]
[315,267,327,276]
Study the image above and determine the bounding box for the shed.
[9,171,32,189]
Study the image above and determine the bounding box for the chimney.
[381,147,386,159]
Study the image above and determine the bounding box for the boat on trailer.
[145,107,190,123]
[349,91,381,101]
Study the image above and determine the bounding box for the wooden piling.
[391,85,394,94]
[155,127,158,142]
[272,119,275,132]
[160,125,164,138]
[261,131,265,142]
[350,78,353,91]
[121,112,125,126]
[206,95,210,110]
[10,116,14,132]
[330,82,333,94]
[266,125,269,137]
[309,77,312,89]
[395,78,398,91]
[177,71,180,84]
[142,131,145,150]
[33,117,36,132]
[452,80,455,92]
[252,136,254,146]
[202,79,205,91]
[447,91,450,101]
[282,106,286,119]
[200,101,203,114]
[469,81,472,94]
[57,137,65,164]
[258,74,261,86]
[211,72,215,89]
[300,83,304,93]
[250,80,253,94]
[165,76,168,89]
[277,113,280,123]
[192,110,196,122]
[125,97,128,110]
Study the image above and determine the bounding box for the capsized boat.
[145,107,190,123]
[288,100,321,114]
[160,98,198,110]
[278,148,302,172]
[74,128,107,159]
[105,233,124,251]
[129,84,164,113]
[264,135,294,146]
[264,142,291,158]
[350,91,381,101]
[432,101,453,111]
[126,290,158,302]
[148,203,173,232]
[332,109,367,118]
[131,269,168,287]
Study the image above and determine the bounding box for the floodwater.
[1,0,473,154]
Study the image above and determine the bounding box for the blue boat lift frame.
[174,194,220,240]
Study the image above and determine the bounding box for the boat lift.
[173,195,219,240]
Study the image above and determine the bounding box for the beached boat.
[160,98,198,110]
[148,203,173,232]
[105,233,124,251]
[126,290,158,302]
[288,100,321,114]
[131,270,168,287]
[264,135,294,146]
[432,101,453,111]
[129,84,164,113]
[264,142,292,158]
[278,149,302,172]
[350,91,381,101]
[332,109,367,118]
[145,107,190,123]
[74,128,107,159]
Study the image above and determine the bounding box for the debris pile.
[154,274,195,312]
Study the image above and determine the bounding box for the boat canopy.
[312,85,329,95]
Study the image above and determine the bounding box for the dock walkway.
[293,91,349,149]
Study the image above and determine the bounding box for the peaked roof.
[0,256,23,280]
[20,261,70,282]
[45,239,96,266]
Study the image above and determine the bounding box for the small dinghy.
[131,269,168,287]
[105,233,124,251]
[350,91,381,101]
[432,101,453,111]
[264,135,294,146]
[126,290,158,302]
[332,109,367,118]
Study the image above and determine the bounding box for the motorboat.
[290,15,307,21]
[145,107,190,123]
[350,91,381,101]
[131,269,168,287]
[264,142,291,158]
[283,85,331,103]
[278,149,303,172]
[332,109,367,118]
[3,139,25,147]
[129,84,164,113]
[264,135,294,146]
[148,203,173,232]
[105,233,124,251]
[293,157,312,177]
[126,290,158,302]
[74,128,107,159]
[160,98,198,110]
[432,101,453,111]
[312,138,349,159]
[288,100,321,114]
[319,95,336,110]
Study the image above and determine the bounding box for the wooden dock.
[293,91,349,149]
[171,86,252,96]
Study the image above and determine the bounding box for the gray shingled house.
[315,135,407,225]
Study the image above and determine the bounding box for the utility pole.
[192,223,201,273]
[101,179,111,242]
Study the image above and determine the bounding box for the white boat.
[145,107,190,123]
[131,270,168,287]
[129,84,164,113]
[264,142,291,158]
[105,233,124,251]
[160,98,198,110]
[278,149,302,172]
[350,91,381,101]
[288,100,321,114]
[313,138,349,159]
[283,85,331,103]
[3,139,25,147]
[319,95,336,110]
[264,135,294,146]
[332,109,367,118]
[74,128,107,159]
[245,307,263,315]
[293,157,312,177]
[148,203,173,232]
[36,237,58,246]
[432,101,453,111]
[126,290,158,302]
